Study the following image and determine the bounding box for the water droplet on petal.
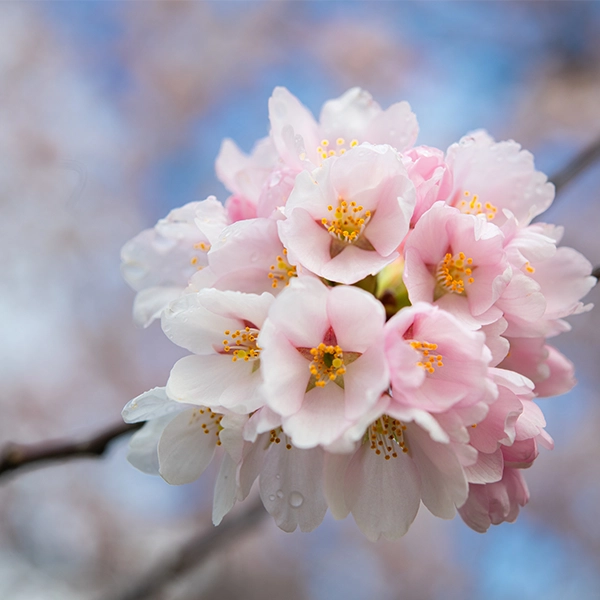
[275,474,281,480]
[289,491,304,508]
[268,494,275,502]
[276,490,284,499]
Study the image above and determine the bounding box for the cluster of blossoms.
[121,88,596,540]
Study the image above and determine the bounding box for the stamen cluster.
[121,87,595,541]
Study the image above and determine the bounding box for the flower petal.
[158,408,219,485]
[259,444,327,533]
[345,443,421,541]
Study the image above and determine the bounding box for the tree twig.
[0,421,142,480]
[107,497,266,600]
[550,136,600,195]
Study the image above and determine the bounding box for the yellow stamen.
[322,197,371,244]
[457,190,498,220]
[409,340,444,374]
[308,342,346,387]
[222,327,261,362]
[366,415,409,459]
[268,251,297,289]
[436,252,476,295]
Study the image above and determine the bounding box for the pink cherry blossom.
[255,165,297,217]
[384,302,495,413]
[324,394,474,540]
[403,145,453,226]
[445,130,555,227]
[278,144,416,284]
[162,289,274,414]
[119,87,595,541]
[241,424,328,532]
[500,223,595,337]
[459,467,529,533]
[499,337,576,397]
[219,407,330,532]
[215,137,278,222]
[268,86,418,171]
[258,277,389,448]
[533,345,576,397]
[193,217,302,295]
[121,197,229,326]
[403,202,511,325]
[501,397,553,468]
[123,387,246,524]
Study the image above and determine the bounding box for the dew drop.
[275,474,281,480]
[289,491,304,508]
[268,494,276,502]
[276,490,284,499]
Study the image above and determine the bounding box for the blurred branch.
[550,136,600,195]
[108,497,266,600]
[0,421,142,480]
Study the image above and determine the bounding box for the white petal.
[388,405,450,444]
[166,354,263,413]
[327,284,386,352]
[133,286,183,328]
[158,408,218,485]
[126,415,173,475]
[122,387,186,423]
[343,343,389,421]
[263,276,330,348]
[259,444,327,533]
[213,453,238,525]
[406,424,469,518]
[269,87,320,169]
[346,444,421,541]
[282,384,350,448]
[259,322,312,418]
[319,87,380,139]
[323,451,353,519]
[238,433,270,500]
[194,288,274,329]
[161,292,242,355]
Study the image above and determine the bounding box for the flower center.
[321,198,372,244]
[456,190,498,220]
[297,328,362,391]
[191,408,223,446]
[435,251,475,295]
[268,248,297,289]
[316,137,359,160]
[269,427,293,450]
[222,326,261,363]
[366,415,409,460]
[309,343,346,387]
[407,340,443,374]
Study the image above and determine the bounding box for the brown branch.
[550,136,600,195]
[0,421,142,480]
[592,265,600,280]
[108,497,266,600]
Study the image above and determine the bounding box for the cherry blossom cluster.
[121,88,595,540]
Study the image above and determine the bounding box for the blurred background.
[1,2,599,599]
